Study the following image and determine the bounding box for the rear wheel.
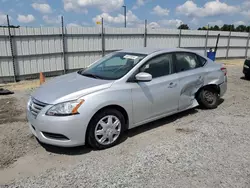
[87,109,125,150]
[197,88,219,109]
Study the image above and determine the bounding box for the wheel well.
[90,105,129,130]
[195,84,220,99]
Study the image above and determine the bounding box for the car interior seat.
[177,57,191,72]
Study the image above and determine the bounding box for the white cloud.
[159,19,182,28]
[132,0,145,9]
[17,14,35,23]
[242,10,250,18]
[67,23,81,27]
[242,1,250,9]
[128,21,160,29]
[234,21,246,26]
[0,13,7,25]
[208,20,224,26]
[67,22,90,27]
[43,15,61,24]
[82,22,90,26]
[63,0,124,13]
[32,3,52,14]
[190,18,199,25]
[136,0,145,6]
[176,0,240,17]
[92,10,140,25]
[148,22,161,29]
[151,5,170,16]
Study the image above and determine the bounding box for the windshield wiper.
[80,72,103,79]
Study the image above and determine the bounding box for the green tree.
[247,26,250,32]
[197,24,250,32]
[213,25,220,31]
[178,24,190,30]
[235,25,247,32]
[0,25,20,28]
[221,24,235,31]
[200,26,208,30]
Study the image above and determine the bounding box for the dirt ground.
[0,59,250,187]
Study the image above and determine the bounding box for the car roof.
[119,47,197,55]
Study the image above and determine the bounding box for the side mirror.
[135,72,152,82]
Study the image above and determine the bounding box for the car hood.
[31,72,114,104]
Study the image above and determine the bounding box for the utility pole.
[204,24,209,56]
[101,17,105,56]
[122,5,126,28]
[144,19,147,47]
[7,15,16,82]
[61,16,67,74]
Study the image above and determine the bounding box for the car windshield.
[78,52,146,80]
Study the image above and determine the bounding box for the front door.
[130,53,179,126]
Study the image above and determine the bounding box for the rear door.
[173,52,206,110]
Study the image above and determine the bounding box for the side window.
[197,55,207,66]
[175,53,202,72]
[140,54,172,78]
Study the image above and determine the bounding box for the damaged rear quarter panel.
[178,61,223,110]
[203,62,224,85]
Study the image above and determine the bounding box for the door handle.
[168,82,177,88]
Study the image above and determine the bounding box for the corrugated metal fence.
[0,26,249,82]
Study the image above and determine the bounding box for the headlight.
[46,100,84,116]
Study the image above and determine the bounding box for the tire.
[197,87,219,109]
[245,74,250,80]
[87,108,125,150]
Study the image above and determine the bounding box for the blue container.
[207,51,216,61]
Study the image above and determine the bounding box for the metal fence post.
[204,25,209,56]
[101,17,105,56]
[7,15,16,82]
[226,26,232,59]
[61,16,67,74]
[178,28,182,48]
[144,19,147,47]
[245,31,250,58]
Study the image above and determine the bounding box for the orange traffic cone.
[39,72,45,85]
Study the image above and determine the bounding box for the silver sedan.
[27,48,227,149]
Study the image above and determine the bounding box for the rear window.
[197,55,207,66]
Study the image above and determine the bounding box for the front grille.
[29,98,47,118]
[42,132,69,141]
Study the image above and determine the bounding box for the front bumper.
[243,60,250,75]
[243,66,250,75]
[27,105,90,147]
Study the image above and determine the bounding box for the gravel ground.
[0,91,39,169]
[1,60,250,187]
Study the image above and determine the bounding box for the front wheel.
[197,88,219,109]
[87,109,125,150]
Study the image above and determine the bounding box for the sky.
[0,0,250,29]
